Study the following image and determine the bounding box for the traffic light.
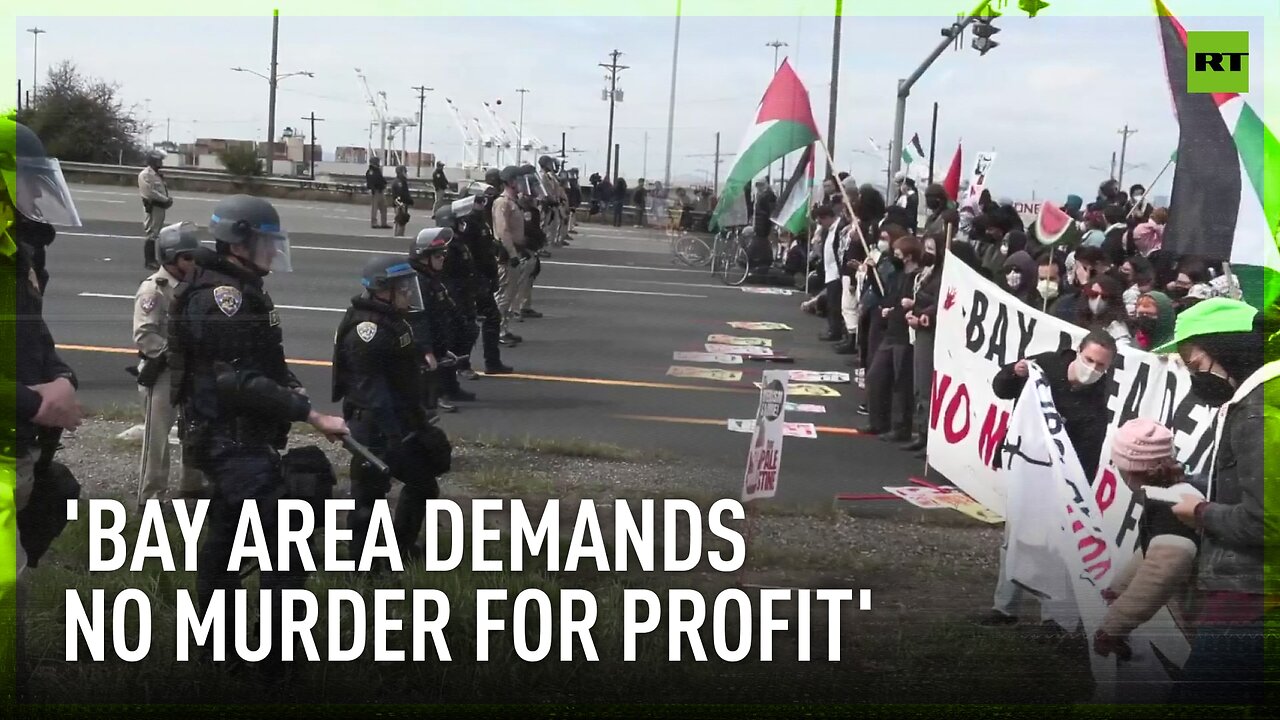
[972,21,1001,39]
[971,14,1000,55]
[972,36,999,55]
[1019,0,1049,16]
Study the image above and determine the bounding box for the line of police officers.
[6,114,567,683]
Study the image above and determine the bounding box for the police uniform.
[333,295,448,560]
[137,164,171,266]
[169,248,311,666]
[470,194,509,369]
[541,168,569,246]
[133,265,206,505]
[492,191,531,337]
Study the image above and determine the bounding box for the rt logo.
[1187,31,1248,94]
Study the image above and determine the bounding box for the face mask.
[921,252,936,267]
[1072,358,1104,386]
[1037,280,1059,301]
[999,244,1009,255]
[877,240,890,253]
[1006,271,1022,288]
[890,255,905,271]
[1190,369,1235,406]
[1131,316,1158,334]
[1088,297,1107,315]
[926,197,944,211]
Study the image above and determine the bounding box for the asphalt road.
[39,183,930,503]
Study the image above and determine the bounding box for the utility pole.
[643,131,649,178]
[265,10,280,177]
[411,85,433,177]
[301,112,324,179]
[600,49,629,179]
[166,117,171,145]
[27,27,45,98]
[926,101,938,186]
[614,144,621,180]
[713,131,721,195]
[1117,124,1138,187]
[516,88,531,165]
[663,0,682,189]
[826,3,842,180]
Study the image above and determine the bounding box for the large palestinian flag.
[1156,0,1279,309]
[711,59,821,231]
[771,144,814,235]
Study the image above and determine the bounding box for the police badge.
[356,321,378,343]
[213,286,242,317]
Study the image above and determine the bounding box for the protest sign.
[667,366,743,382]
[742,370,788,501]
[755,382,840,397]
[883,486,951,509]
[707,344,774,356]
[673,351,744,365]
[728,419,818,439]
[707,334,773,347]
[728,322,793,331]
[787,371,851,384]
[784,403,826,414]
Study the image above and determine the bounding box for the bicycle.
[715,227,752,287]
[670,231,713,267]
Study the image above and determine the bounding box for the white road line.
[535,285,705,298]
[78,198,128,204]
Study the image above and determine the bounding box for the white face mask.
[1088,297,1107,315]
[1072,358,1104,386]
[1038,279,1059,300]
[1006,271,1022,288]
[877,240,890,253]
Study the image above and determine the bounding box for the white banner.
[963,151,997,207]
[742,370,789,501]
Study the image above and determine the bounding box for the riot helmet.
[410,227,453,260]
[146,149,166,170]
[516,164,545,200]
[432,201,457,228]
[499,165,522,187]
[361,254,424,312]
[0,117,82,229]
[208,194,293,274]
[484,167,502,187]
[538,155,556,172]
[156,221,203,266]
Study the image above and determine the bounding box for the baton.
[342,435,391,476]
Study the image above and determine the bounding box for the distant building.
[337,146,369,164]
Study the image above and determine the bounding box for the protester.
[1000,250,1041,309]
[1158,299,1271,705]
[1130,291,1176,351]
[1036,255,1063,313]
[1077,274,1133,345]
[1079,210,1107,248]
[906,235,943,455]
[978,330,1118,628]
[1120,255,1157,315]
[863,235,922,441]
[1093,418,1203,695]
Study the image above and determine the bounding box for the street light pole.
[516,88,530,165]
[27,27,46,98]
[600,49,628,179]
[662,0,682,189]
[826,1,842,180]
[412,85,433,177]
[767,39,789,191]
[266,10,280,176]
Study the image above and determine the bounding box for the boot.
[144,239,159,270]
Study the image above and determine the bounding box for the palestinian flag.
[772,145,815,235]
[711,59,821,231]
[902,133,925,165]
[1156,0,1280,309]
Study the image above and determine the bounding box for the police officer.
[538,155,568,249]
[492,165,532,345]
[133,221,207,508]
[515,164,547,321]
[333,254,449,561]
[137,149,172,269]
[168,194,348,676]
[443,174,514,373]
[408,229,468,409]
[6,116,85,598]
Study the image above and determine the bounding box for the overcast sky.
[12,8,1266,201]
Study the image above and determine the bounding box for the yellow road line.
[54,345,757,392]
[615,414,864,436]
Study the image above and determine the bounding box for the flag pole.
[1127,152,1176,219]
[818,137,885,295]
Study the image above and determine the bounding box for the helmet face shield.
[16,157,82,227]
[517,173,546,200]
[249,230,293,274]
[390,272,425,313]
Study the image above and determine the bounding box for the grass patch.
[90,403,143,423]
[454,466,557,496]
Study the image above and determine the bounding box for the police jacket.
[407,262,457,355]
[470,206,501,280]
[12,241,78,458]
[441,234,477,301]
[168,249,310,440]
[332,294,427,439]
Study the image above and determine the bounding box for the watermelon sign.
[1032,201,1082,248]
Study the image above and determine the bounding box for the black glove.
[509,257,521,268]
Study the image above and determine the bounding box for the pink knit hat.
[1111,418,1175,472]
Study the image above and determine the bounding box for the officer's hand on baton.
[307,410,350,443]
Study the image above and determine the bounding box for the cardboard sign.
[728,419,818,439]
[742,370,789,501]
[673,351,743,365]
[707,343,774,356]
[707,334,773,347]
[756,382,840,397]
[741,287,794,296]
[667,366,743,382]
[883,486,953,509]
[784,403,826,414]
[787,371,851,384]
[728,322,793,331]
